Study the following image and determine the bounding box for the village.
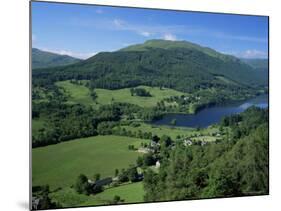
[82,130,225,198]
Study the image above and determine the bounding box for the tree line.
[143,107,269,201]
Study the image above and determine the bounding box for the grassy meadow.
[56,80,185,108]
[81,182,144,206]
[50,182,144,207]
[115,122,221,140]
[32,135,148,189]
[95,85,184,107]
[115,123,193,140]
[56,80,97,106]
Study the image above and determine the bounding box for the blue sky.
[32,1,268,59]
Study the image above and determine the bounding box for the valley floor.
[32,122,225,208]
[31,81,266,208]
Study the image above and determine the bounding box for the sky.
[32,1,268,59]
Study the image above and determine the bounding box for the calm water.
[151,94,268,128]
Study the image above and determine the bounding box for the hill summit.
[33,39,266,91]
[120,39,237,62]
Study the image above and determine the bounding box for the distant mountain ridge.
[241,58,268,70]
[241,58,268,84]
[32,48,82,69]
[32,39,267,92]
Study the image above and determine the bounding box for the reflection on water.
[152,94,268,128]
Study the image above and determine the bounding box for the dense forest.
[143,107,268,201]
[32,94,162,147]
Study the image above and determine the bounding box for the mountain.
[241,58,268,71]
[120,39,236,62]
[241,58,268,84]
[32,40,267,92]
[32,48,82,69]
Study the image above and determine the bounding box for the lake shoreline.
[151,94,268,128]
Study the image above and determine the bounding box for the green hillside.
[81,182,144,206]
[120,39,235,61]
[32,135,148,189]
[143,107,268,201]
[55,80,96,106]
[32,40,268,149]
[56,81,185,108]
[50,182,144,207]
[95,85,184,107]
[241,58,268,84]
[32,48,81,69]
[33,40,267,95]
[241,58,268,70]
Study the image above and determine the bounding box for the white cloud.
[227,49,268,59]
[95,8,103,14]
[41,48,97,59]
[139,31,152,37]
[112,18,154,37]
[109,18,266,44]
[113,19,125,28]
[71,17,267,45]
[108,18,267,43]
[111,18,180,39]
[213,32,267,43]
[241,49,268,58]
[163,33,177,41]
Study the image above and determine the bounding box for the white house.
[183,139,193,146]
[155,160,161,168]
[137,147,153,153]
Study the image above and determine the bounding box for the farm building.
[183,139,193,146]
[93,177,112,188]
[155,160,161,168]
[201,141,207,146]
[138,147,153,153]
[150,140,160,147]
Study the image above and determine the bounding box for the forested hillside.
[31,40,269,209]
[32,40,266,89]
[143,107,269,201]
[31,4,269,209]
[241,58,268,70]
[242,58,268,84]
[32,40,269,148]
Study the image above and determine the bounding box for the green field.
[56,80,185,108]
[32,135,148,189]
[95,85,185,107]
[50,188,90,207]
[115,123,193,140]
[115,122,220,140]
[190,135,219,142]
[56,80,96,106]
[82,182,144,206]
[50,182,144,207]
